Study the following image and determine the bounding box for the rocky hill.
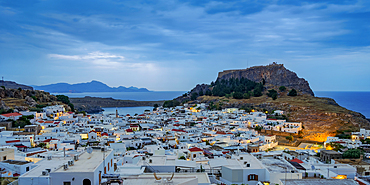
[196,94,370,142]
[0,88,70,112]
[174,63,369,142]
[0,80,33,90]
[217,63,314,96]
[176,63,314,103]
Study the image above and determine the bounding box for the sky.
[0,0,370,91]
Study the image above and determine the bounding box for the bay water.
[57,91,370,118]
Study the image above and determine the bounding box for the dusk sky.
[1,0,370,91]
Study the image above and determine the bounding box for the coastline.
[70,96,164,113]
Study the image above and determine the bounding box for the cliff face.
[217,63,314,96]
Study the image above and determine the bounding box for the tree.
[267,89,278,100]
[288,89,297,96]
[163,100,180,108]
[56,95,71,104]
[327,142,345,152]
[279,86,286,92]
[199,91,204,96]
[286,136,294,142]
[1,86,5,90]
[38,143,47,148]
[243,93,250,99]
[343,149,364,159]
[56,95,74,111]
[191,92,198,100]
[205,90,212,96]
[233,92,243,99]
[254,125,263,131]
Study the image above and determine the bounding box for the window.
[248,174,258,181]
[63,182,71,185]
[3,156,6,160]
[26,167,29,171]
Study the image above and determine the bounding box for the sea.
[314,91,370,118]
[56,91,370,118]
[56,91,185,116]
[59,91,186,101]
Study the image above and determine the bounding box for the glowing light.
[334,175,347,179]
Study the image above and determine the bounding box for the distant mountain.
[33,80,150,93]
[0,80,33,90]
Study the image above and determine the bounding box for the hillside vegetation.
[196,93,369,142]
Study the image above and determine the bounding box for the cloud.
[49,51,125,60]
[1,0,370,91]
[49,52,125,68]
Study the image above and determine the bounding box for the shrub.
[288,89,297,96]
[31,96,37,101]
[178,156,186,160]
[286,136,294,142]
[243,93,250,99]
[279,86,286,92]
[267,89,278,100]
[233,92,243,99]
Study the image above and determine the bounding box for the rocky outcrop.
[0,88,57,102]
[25,96,37,107]
[175,84,211,103]
[0,100,9,110]
[217,63,314,96]
[0,80,33,90]
[0,88,67,112]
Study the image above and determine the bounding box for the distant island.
[32,80,150,93]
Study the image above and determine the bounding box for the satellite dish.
[87,147,93,154]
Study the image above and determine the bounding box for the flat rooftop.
[321,150,341,154]
[20,158,71,178]
[261,157,295,173]
[284,179,358,185]
[54,149,112,173]
[122,173,209,185]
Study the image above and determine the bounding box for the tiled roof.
[1,113,22,117]
[189,147,203,152]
